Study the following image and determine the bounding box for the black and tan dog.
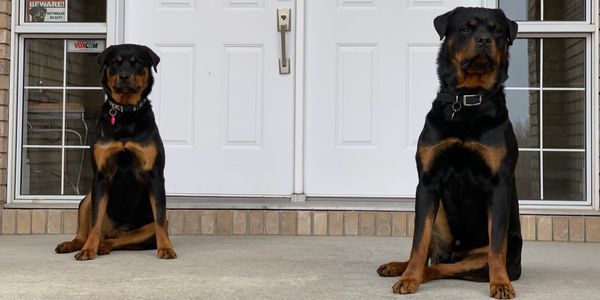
[55,44,176,260]
[377,7,521,299]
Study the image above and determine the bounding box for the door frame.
[292,0,306,202]
[108,0,307,201]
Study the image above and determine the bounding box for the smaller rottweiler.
[377,7,521,299]
[55,44,176,260]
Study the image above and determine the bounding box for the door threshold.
[166,196,415,211]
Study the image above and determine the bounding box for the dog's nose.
[119,73,130,81]
[476,35,492,47]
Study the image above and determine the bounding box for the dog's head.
[97,44,160,105]
[434,7,518,91]
[29,6,47,22]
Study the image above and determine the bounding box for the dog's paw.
[157,248,177,259]
[377,262,407,277]
[490,282,516,299]
[392,277,421,294]
[55,239,83,253]
[97,241,112,256]
[75,249,97,261]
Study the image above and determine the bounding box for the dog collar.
[435,92,484,121]
[107,98,149,125]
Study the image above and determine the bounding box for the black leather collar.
[435,92,491,121]
[435,92,483,106]
[106,98,149,125]
[107,98,149,114]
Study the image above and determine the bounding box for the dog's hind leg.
[377,261,409,277]
[55,193,92,253]
[423,250,488,282]
[98,223,156,255]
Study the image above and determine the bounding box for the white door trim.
[293,0,306,201]
[106,0,125,45]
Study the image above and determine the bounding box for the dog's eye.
[461,27,471,33]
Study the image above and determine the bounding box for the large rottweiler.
[377,7,521,299]
[55,44,176,260]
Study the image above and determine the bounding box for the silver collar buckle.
[460,94,483,106]
[451,94,482,120]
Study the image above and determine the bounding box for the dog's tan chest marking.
[93,141,123,171]
[93,141,158,172]
[418,138,506,174]
[124,142,158,171]
[418,138,462,172]
[463,141,506,174]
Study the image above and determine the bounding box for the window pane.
[20,38,105,197]
[65,90,103,146]
[65,148,91,195]
[21,148,62,195]
[25,39,63,87]
[543,152,585,201]
[543,38,585,88]
[500,0,585,21]
[23,89,64,146]
[544,0,585,21]
[499,0,540,21]
[507,39,540,88]
[506,90,540,148]
[68,0,106,22]
[543,91,585,149]
[25,0,106,23]
[515,151,540,200]
[67,44,104,86]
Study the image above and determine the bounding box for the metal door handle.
[277,9,291,74]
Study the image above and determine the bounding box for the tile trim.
[1,209,599,242]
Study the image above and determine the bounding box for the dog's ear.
[507,19,518,46]
[96,45,116,73]
[434,8,458,40]
[496,9,518,46]
[141,45,160,73]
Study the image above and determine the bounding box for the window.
[499,0,586,21]
[14,0,108,200]
[499,0,593,206]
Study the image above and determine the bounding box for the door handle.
[277,9,291,74]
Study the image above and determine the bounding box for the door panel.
[305,0,490,197]
[124,0,295,195]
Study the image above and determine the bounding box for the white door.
[305,0,492,197]
[124,1,295,195]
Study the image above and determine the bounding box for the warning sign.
[27,0,66,22]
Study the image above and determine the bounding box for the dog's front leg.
[147,171,177,259]
[393,183,439,294]
[75,174,108,261]
[487,176,516,299]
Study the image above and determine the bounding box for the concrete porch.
[0,235,599,299]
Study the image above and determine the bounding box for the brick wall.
[0,0,10,207]
[2,209,600,242]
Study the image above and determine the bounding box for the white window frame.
[500,0,600,213]
[7,0,123,205]
[507,34,592,206]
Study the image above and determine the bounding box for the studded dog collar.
[107,98,149,125]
